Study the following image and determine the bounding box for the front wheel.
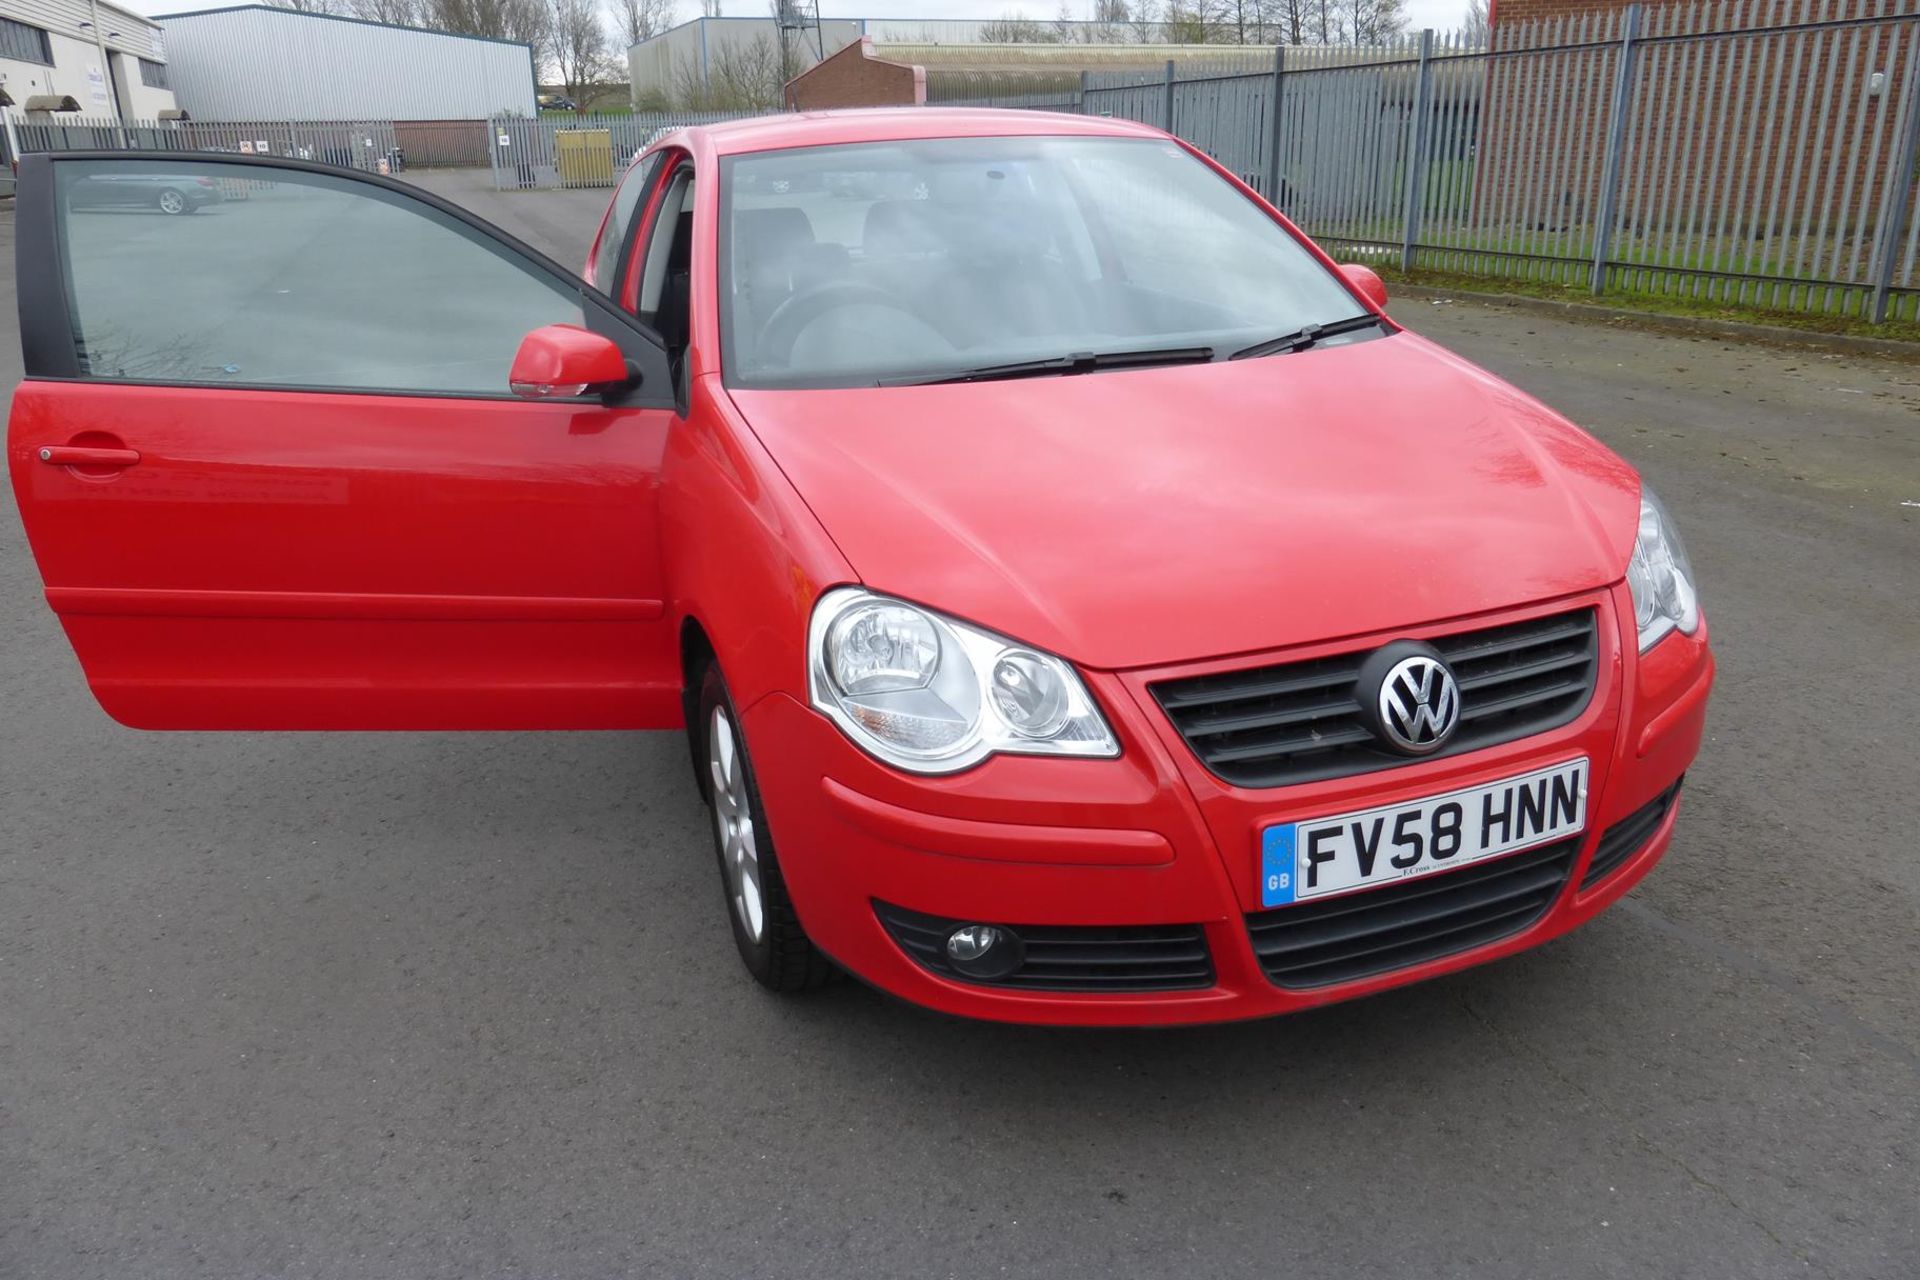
[697,662,835,993]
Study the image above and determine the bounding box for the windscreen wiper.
[1229,314,1387,361]
[878,345,1216,387]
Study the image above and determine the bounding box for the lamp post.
[82,0,120,123]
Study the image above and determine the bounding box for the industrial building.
[153,5,537,120]
[628,15,860,110]
[0,0,176,118]
[628,15,1201,110]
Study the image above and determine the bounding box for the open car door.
[8,152,685,730]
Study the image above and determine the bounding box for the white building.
[0,0,177,119]
[628,16,863,109]
[154,4,537,120]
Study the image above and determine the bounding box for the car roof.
[688,107,1166,157]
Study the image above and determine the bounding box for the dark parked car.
[68,172,221,215]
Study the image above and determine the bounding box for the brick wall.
[785,37,926,110]
[393,120,489,168]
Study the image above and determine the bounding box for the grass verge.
[1375,264,1920,346]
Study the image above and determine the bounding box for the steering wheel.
[758,282,931,366]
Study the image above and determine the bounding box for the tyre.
[156,188,189,215]
[696,661,835,992]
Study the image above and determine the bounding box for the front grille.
[1582,779,1683,888]
[874,901,1215,993]
[1245,836,1578,989]
[1152,608,1599,789]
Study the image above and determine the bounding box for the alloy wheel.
[708,706,764,943]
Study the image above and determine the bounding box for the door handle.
[37,445,141,468]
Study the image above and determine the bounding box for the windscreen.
[719,134,1366,389]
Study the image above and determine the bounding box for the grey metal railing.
[5,116,403,170]
[0,109,772,194]
[486,112,768,190]
[951,0,1920,324]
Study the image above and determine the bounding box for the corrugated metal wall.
[158,7,536,120]
[3,0,163,60]
[626,17,863,107]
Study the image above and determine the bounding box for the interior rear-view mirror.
[509,324,633,400]
[1338,263,1389,310]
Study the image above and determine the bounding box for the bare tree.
[614,0,676,45]
[699,0,721,15]
[344,0,422,23]
[710,30,784,107]
[1128,0,1160,43]
[979,10,1050,41]
[671,48,713,106]
[546,0,611,102]
[1341,0,1405,43]
[1462,0,1487,45]
[269,0,346,13]
[1051,1,1080,43]
[1162,0,1200,41]
[1252,0,1304,42]
[669,30,782,108]
[429,0,550,44]
[1089,0,1129,41]
[1163,0,1228,42]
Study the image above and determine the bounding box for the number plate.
[1260,759,1589,908]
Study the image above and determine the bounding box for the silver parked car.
[67,172,223,215]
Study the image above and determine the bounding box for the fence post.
[1163,59,1176,134]
[1588,4,1644,296]
[1079,70,1090,115]
[1267,43,1287,206]
[1400,29,1436,273]
[1868,38,1920,324]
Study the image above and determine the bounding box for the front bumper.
[746,585,1713,1026]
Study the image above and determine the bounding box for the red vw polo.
[6,111,1713,1025]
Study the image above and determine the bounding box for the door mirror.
[1339,263,1389,310]
[509,324,633,399]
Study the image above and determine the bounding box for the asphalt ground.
[2,170,1919,1278]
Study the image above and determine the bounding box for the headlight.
[808,587,1119,773]
[1626,486,1700,651]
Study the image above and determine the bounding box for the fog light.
[946,924,1000,961]
[944,923,1022,980]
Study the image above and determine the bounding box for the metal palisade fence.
[957,0,1920,325]
[5,116,404,170]
[0,110,768,194]
[486,113,763,190]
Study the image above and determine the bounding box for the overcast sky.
[130,0,1472,31]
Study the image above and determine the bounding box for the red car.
[6,111,1712,1026]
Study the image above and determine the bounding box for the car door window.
[591,151,665,294]
[636,167,692,321]
[53,157,592,397]
[634,165,695,368]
